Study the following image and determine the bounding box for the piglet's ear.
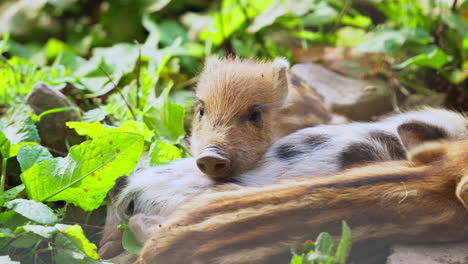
[397,121,447,151]
[457,173,468,210]
[272,57,290,104]
[407,141,447,165]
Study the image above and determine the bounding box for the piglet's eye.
[199,107,205,117]
[249,111,262,122]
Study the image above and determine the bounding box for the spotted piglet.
[114,108,467,232]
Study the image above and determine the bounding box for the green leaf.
[393,47,450,70]
[0,104,40,145]
[45,38,76,60]
[200,0,274,45]
[442,13,468,37]
[21,133,144,211]
[67,121,154,142]
[54,233,109,264]
[0,130,10,159]
[0,185,25,206]
[315,232,333,255]
[22,225,60,239]
[144,87,185,144]
[62,225,100,260]
[357,29,407,53]
[336,27,367,47]
[121,223,142,254]
[10,142,39,158]
[0,255,20,263]
[148,141,182,166]
[335,221,352,264]
[5,199,57,224]
[341,15,372,28]
[463,37,468,50]
[17,145,53,172]
[302,2,338,26]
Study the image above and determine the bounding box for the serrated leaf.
[144,88,185,144]
[62,225,100,260]
[148,141,182,166]
[17,145,53,172]
[315,232,333,255]
[0,104,40,145]
[335,221,352,264]
[121,223,142,254]
[5,199,57,224]
[0,255,20,263]
[67,121,154,142]
[21,133,144,211]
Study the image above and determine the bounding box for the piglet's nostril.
[196,149,231,179]
[215,163,226,170]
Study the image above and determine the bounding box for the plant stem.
[0,157,7,193]
[98,66,137,120]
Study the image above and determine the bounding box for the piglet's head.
[191,57,289,181]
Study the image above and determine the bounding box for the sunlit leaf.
[393,47,450,70]
[17,145,53,172]
[5,199,57,225]
[148,141,182,166]
[21,133,144,211]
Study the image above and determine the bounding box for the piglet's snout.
[196,146,231,179]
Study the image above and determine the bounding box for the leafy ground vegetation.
[0,0,466,263]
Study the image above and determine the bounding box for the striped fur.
[136,139,468,264]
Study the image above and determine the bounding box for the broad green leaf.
[5,199,57,224]
[83,106,107,122]
[21,133,144,211]
[336,27,367,47]
[342,15,372,28]
[0,184,25,206]
[17,145,53,172]
[45,38,76,60]
[289,255,303,264]
[464,37,468,50]
[54,51,88,72]
[10,142,39,158]
[335,221,352,264]
[22,225,59,239]
[315,232,333,255]
[0,255,20,263]
[148,141,182,166]
[0,104,40,145]
[144,87,185,144]
[393,47,450,70]
[357,29,407,53]
[121,223,142,254]
[62,225,100,260]
[442,13,468,37]
[0,130,10,159]
[200,0,274,45]
[9,232,42,248]
[302,2,338,26]
[0,228,15,238]
[67,121,154,142]
[54,233,109,264]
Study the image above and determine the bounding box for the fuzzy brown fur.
[191,57,333,179]
[136,139,468,264]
